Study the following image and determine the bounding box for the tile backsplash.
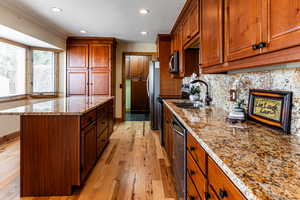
[197,64,300,135]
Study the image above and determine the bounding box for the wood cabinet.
[125,55,150,80]
[67,37,116,96]
[262,0,300,53]
[163,104,173,161]
[20,99,114,196]
[81,121,97,182]
[201,0,223,67]
[131,80,149,112]
[187,133,246,200]
[224,0,262,61]
[182,0,200,45]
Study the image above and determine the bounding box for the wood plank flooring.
[0,122,177,200]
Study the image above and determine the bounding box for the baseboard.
[0,131,20,145]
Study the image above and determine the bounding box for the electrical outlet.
[230,89,237,101]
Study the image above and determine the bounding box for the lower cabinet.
[163,104,173,162]
[81,122,97,182]
[187,133,246,200]
[80,99,114,182]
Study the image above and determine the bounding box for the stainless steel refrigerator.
[147,61,160,130]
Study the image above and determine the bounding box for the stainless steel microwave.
[169,51,179,73]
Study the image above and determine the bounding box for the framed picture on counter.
[247,89,293,134]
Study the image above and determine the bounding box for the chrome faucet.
[190,79,213,106]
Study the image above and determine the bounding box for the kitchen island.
[163,99,300,200]
[0,96,114,197]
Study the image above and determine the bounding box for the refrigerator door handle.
[146,75,150,98]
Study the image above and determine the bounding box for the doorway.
[122,52,155,121]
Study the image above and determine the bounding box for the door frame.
[121,52,156,121]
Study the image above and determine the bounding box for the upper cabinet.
[262,0,300,53]
[201,0,223,67]
[182,0,200,46]
[224,0,262,61]
[67,37,116,96]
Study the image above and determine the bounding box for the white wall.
[115,41,157,118]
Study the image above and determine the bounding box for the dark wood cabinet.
[67,37,116,96]
[131,80,149,112]
[81,121,97,182]
[163,104,173,161]
[67,44,89,69]
[224,0,262,61]
[201,0,223,67]
[262,0,300,53]
[187,133,246,200]
[67,70,89,95]
[125,55,150,80]
[89,70,110,96]
[182,0,199,45]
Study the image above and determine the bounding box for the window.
[32,50,56,93]
[0,42,26,97]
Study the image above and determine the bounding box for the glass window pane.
[32,50,55,93]
[0,42,26,97]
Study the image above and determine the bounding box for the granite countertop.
[0,96,114,115]
[164,99,300,200]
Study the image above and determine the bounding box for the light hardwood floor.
[0,121,177,200]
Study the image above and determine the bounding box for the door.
[89,44,111,70]
[201,0,223,67]
[67,44,89,69]
[67,70,89,95]
[262,0,300,53]
[89,71,110,96]
[81,122,97,181]
[131,80,149,112]
[225,0,262,61]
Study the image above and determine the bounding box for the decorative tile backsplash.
[197,65,300,135]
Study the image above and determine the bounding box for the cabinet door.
[189,0,199,39]
[89,44,111,70]
[67,70,88,95]
[81,123,97,182]
[89,71,110,96]
[225,0,262,61]
[263,0,300,53]
[67,44,89,69]
[201,0,223,67]
[182,14,191,45]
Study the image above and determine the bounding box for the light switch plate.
[230,89,237,101]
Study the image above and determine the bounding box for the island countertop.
[0,96,114,115]
[164,99,300,200]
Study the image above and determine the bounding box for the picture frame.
[247,89,293,134]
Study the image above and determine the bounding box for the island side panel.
[20,115,81,196]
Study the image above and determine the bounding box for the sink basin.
[173,101,203,109]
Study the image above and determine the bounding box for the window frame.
[30,48,59,96]
[0,38,62,102]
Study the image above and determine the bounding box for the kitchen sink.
[173,101,203,109]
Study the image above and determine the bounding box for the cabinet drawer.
[208,157,246,200]
[97,118,108,137]
[81,110,97,129]
[187,151,206,200]
[187,133,207,175]
[97,104,108,118]
[97,129,108,157]
[187,173,201,200]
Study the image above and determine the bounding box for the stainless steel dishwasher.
[171,116,187,200]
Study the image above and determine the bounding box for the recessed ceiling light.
[80,30,87,34]
[139,9,150,15]
[51,7,62,12]
[141,31,148,35]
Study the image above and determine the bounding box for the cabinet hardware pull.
[252,44,258,50]
[257,42,267,49]
[190,196,196,200]
[190,146,196,151]
[219,189,228,199]
[189,170,196,175]
[205,192,211,200]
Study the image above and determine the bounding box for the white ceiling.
[0,0,185,42]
